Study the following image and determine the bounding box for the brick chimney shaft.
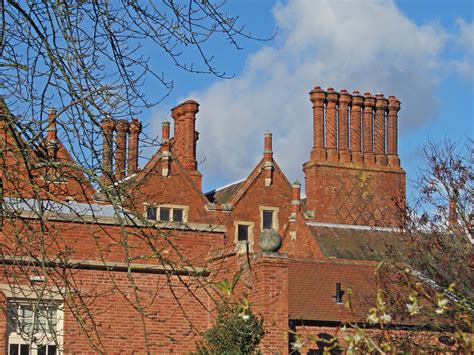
[363,93,376,166]
[309,87,327,161]
[350,91,364,163]
[263,131,273,186]
[47,108,58,159]
[162,119,170,143]
[171,100,199,171]
[326,88,339,162]
[387,96,401,167]
[101,117,115,177]
[375,94,388,166]
[338,90,351,163]
[264,131,273,161]
[161,120,171,176]
[291,181,301,214]
[128,118,141,176]
[115,119,129,180]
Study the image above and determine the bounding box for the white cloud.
[450,19,474,79]
[155,0,455,190]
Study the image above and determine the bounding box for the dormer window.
[145,205,187,223]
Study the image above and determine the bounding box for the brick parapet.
[251,252,289,354]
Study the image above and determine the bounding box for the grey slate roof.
[309,225,405,261]
[3,197,129,219]
[205,180,245,204]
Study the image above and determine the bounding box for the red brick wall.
[304,162,405,227]
[63,270,211,354]
[125,163,211,224]
[250,254,289,354]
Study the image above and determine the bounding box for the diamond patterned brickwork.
[304,163,405,227]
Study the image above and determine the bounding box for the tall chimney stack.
[362,93,376,166]
[338,90,351,163]
[128,118,142,176]
[47,108,58,160]
[161,119,170,177]
[350,91,364,164]
[303,85,406,227]
[375,93,388,166]
[171,100,202,189]
[171,100,199,171]
[387,96,401,167]
[101,116,115,178]
[263,131,273,186]
[326,88,339,162]
[309,87,327,161]
[115,119,129,180]
[291,181,301,215]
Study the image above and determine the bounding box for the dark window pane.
[38,346,46,355]
[20,344,29,355]
[263,210,273,229]
[173,209,183,222]
[48,345,57,355]
[146,207,157,220]
[237,225,249,241]
[159,207,170,221]
[9,344,18,355]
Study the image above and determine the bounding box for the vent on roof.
[334,283,344,304]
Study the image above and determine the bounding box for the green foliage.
[195,272,264,355]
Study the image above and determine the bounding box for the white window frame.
[143,204,188,223]
[234,221,254,253]
[6,299,63,355]
[259,206,279,231]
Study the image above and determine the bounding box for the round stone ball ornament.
[259,229,282,252]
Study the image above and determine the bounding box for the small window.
[262,210,273,230]
[173,209,183,222]
[146,206,157,220]
[237,225,249,242]
[145,205,188,222]
[159,207,171,221]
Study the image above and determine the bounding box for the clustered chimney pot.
[128,118,142,176]
[101,116,115,178]
[363,92,376,166]
[309,86,327,161]
[171,100,199,171]
[375,94,388,166]
[115,119,129,180]
[306,87,401,169]
[338,90,351,163]
[326,88,339,162]
[387,96,401,167]
[351,91,364,163]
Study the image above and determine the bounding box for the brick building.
[0,85,410,354]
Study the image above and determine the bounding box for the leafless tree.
[0,1,268,353]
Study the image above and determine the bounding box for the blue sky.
[140,0,473,199]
